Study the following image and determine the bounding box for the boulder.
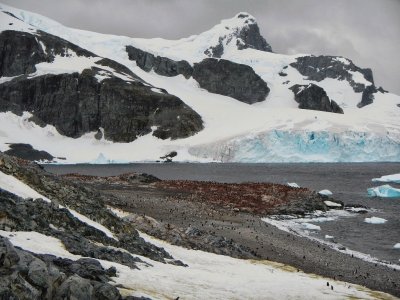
[54,274,94,300]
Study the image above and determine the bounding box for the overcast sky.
[3,0,400,94]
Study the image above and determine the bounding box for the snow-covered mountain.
[0,3,399,163]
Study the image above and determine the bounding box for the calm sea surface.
[45,163,400,264]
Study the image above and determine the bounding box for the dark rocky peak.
[290,84,344,114]
[204,12,272,58]
[290,55,374,93]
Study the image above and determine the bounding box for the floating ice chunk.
[324,200,342,208]
[345,207,368,213]
[287,182,300,188]
[318,189,333,196]
[364,217,387,224]
[302,223,321,230]
[367,185,400,198]
[372,173,400,184]
[325,235,334,239]
[394,243,400,249]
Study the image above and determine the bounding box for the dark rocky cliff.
[0,69,203,142]
[192,58,270,104]
[0,29,203,142]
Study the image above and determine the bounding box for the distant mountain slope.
[0,12,203,143]
[0,3,399,163]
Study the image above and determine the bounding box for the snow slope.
[0,3,400,163]
[0,169,116,238]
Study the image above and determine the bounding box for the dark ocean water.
[45,163,400,264]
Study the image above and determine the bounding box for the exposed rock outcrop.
[192,58,270,104]
[0,69,203,142]
[235,13,272,52]
[0,29,203,142]
[204,12,273,57]
[290,55,374,93]
[290,84,344,114]
[126,45,193,78]
[0,30,95,77]
[4,143,54,161]
[358,84,378,108]
[0,236,123,300]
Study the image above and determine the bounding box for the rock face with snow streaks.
[126,45,193,78]
[0,28,203,142]
[290,55,374,93]
[204,12,273,57]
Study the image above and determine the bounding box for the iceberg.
[287,182,300,188]
[324,200,342,208]
[367,185,400,198]
[91,153,110,164]
[372,173,400,184]
[302,223,321,230]
[364,217,387,224]
[319,189,333,196]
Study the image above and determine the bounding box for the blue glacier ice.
[189,130,400,162]
[367,185,400,198]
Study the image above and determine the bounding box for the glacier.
[189,130,400,163]
[367,185,400,198]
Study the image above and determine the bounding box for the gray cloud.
[3,0,400,94]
